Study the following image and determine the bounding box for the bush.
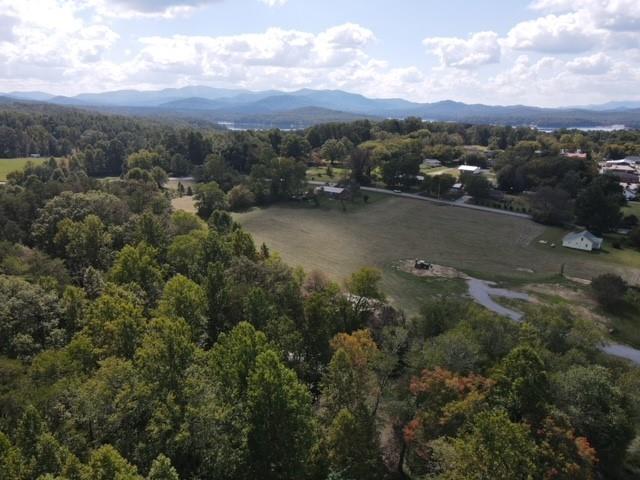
[630,227,640,250]
[592,274,628,310]
[227,184,256,211]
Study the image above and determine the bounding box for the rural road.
[309,181,532,219]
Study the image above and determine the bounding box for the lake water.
[535,124,627,133]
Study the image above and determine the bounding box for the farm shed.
[315,185,347,199]
[562,231,603,252]
[422,159,442,167]
[458,165,481,174]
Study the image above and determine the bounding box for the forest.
[1,104,640,479]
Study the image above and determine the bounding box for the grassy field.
[624,201,640,218]
[421,166,460,178]
[306,166,351,182]
[166,177,196,191]
[171,195,197,213]
[0,158,48,181]
[234,194,640,314]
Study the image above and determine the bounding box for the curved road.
[309,181,532,219]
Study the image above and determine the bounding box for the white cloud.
[531,0,640,32]
[423,31,500,68]
[86,0,221,18]
[504,13,603,53]
[135,23,375,75]
[566,52,612,74]
[259,0,288,6]
[0,0,119,88]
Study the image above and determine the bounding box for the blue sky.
[1,0,639,106]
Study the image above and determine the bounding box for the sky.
[1,0,640,106]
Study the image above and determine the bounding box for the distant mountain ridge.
[2,86,640,129]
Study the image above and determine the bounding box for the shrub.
[592,274,628,310]
[227,184,255,212]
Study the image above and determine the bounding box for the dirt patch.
[171,195,197,213]
[525,283,611,329]
[564,275,591,285]
[525,283,592,304]
[397,259,470,280]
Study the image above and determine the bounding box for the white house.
[458,165,481,175]
[562,231,603,252]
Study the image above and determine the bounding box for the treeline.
[3,105,640,238]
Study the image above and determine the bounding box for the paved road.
[309,181,532,219]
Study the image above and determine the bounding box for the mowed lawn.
[0,158,47,181]
[234,195,640,314]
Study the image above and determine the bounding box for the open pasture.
[0,157,48,181]
[234,195,640,314]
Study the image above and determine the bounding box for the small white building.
[422,159,442,167]
[562,231,603,252]
[458,165,481,175]
[606,159,634,167]
[315,185,346,197]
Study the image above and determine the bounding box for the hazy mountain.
[159,97,231,110]
[574,101,640,112]
[3,91,55,102]
[4,86,640,129]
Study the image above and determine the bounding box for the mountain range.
[2,87,640,129]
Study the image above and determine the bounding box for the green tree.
[157,275,207,341]
[54,214,113,276]
[345,267,385,301]
[194,182,228,219]
[575,176,624,233]
[109,242,164,304]
[321,139,347,165]
[16,405,45,459]
[227,184,256,211]
[491,346,549,422]
[0,432,30,480]
[326,407,386,480]
[553,365,634,471]
[33,433,67,478]
[0,276,63,358]
[591,273,627,311]
[170,211,206,237]
[246,350,315,480]
[84,444,142,480]
[280,134,311,159]
[135,316,195,396]
[463,174,492,200]
[530,187,573,225]
[433,410,540,480]
[204,262,229,342]
[147,454,179,480]
[84,283,147,359]
[167,230,207,278]
[127,150,163,170]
